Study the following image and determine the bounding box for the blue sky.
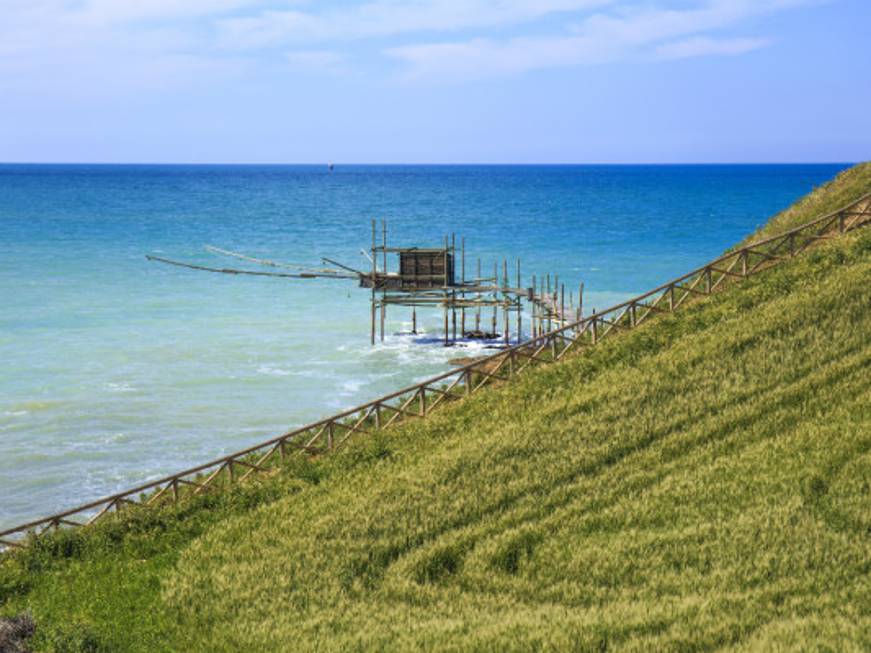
[1,0,869,163]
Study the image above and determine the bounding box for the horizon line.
[0,160,858,167]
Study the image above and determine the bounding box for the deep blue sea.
[0,163,849,528]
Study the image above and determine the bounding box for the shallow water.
[0,163,848,527]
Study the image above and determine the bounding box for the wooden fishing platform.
[145,219,590,348]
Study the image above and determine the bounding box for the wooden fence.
[2,192,870,553]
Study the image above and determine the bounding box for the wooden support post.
[327,422,334,450]
[492,261,498,336]
[560,283,565,326]
[172,479,179,502]
[531,273,537,337]
[445,236,451,346]
[705,267,712,294]
[668,285,675,311]
[444,235,450,287]
[476,259,482,331]
[382,220,387,275]
[838,212,845,233]
[579,282,584,318]
[464,369,472,395]
[741,250,748,277]
[591,313,598,344]
[371,219,377,345]
[380,301,385,342]
[503,258,509,345]
[419,387,427,416]
[444,303,449,346]
[516,259,522,341]
[461,237,466,337]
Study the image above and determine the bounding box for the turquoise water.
[0,163,848,527]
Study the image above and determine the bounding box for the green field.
[2,164,870,652]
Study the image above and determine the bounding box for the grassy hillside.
[2,166,870,652]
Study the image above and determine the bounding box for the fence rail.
[2,192,870,552]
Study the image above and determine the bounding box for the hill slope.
[2,164,870,652]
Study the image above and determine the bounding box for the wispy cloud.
[215,1,612,49]
[387,0,811,80]
[0,0,816,88]
[654,36,770,61]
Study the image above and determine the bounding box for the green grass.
[2,165,871,652]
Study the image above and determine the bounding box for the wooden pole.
[560,283,565,326]
[546,274,552,332]
[371,219,376,345]
[451,233,457,342]
[382,220,387,276]
[461,237,466,337]
[579,282,584,318]
[476,258,482,332]
[444,235,450,346]
[531,273,537,337]
[444,302,449,346]
[516,258,522,342]
[412,307,417,334]
[492,261,498,336]
[503,258,509,345]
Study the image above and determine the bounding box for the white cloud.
[654,36,770,61]
[386,0,812,80]
[0,0,818,89]
[215,1,612,49]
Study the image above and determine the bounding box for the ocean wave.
[106,382,137,393]
[256,365,291,377]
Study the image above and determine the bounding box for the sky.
[1,0,869,163]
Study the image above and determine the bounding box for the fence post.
[327,422,334,450]
[838,212,845,233]
[419,387,427,416]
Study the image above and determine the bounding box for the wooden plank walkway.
[2,192,870,554]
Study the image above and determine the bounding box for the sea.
[0,163,849,528]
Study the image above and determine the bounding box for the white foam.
[106,382,137,393]
[256,365,291,377]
